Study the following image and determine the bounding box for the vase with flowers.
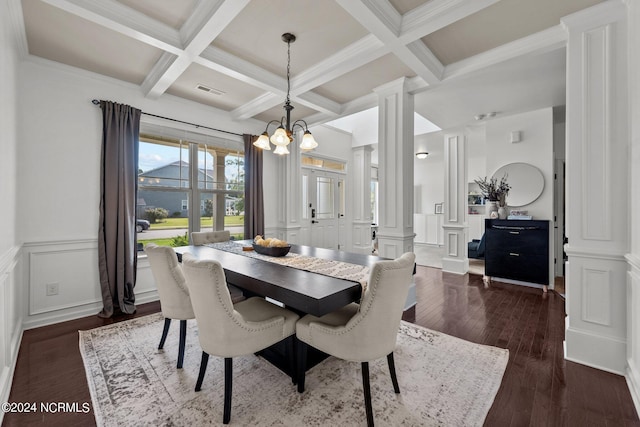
[474,174,511,219]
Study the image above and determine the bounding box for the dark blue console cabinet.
[484,219,550,288]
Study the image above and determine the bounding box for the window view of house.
[137,134,245,246]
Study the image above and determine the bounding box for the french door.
[302,169,345,250]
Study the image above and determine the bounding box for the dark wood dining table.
[174,240,385,317]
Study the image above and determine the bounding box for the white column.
[442,132,469,274]
[350,145,373,254]
[374,78,414,259]
[626,0,640,411]
[274,141,302,244]
[563,1,629,374]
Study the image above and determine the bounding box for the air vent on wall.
[195,84,225,96]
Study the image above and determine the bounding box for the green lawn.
[149,215,244,229]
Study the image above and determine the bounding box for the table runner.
[205,241,370,291]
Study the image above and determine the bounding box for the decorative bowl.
[252,244,291,257]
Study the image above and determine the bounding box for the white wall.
[485,108,554,220]
[16,58,264,329]
[0,0,24,419]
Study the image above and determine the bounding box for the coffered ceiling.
[15,0,603,131]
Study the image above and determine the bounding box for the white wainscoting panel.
[447,232,458,257]
[0,246,23,422]
[627,254,640,416]
[28,244,101,316]
[582,267,611,326]
[22,240,160,329]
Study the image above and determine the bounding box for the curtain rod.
[91,99,243,137]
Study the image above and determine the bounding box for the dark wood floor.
[3,267,639,426]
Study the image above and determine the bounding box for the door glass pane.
[338,179,345,217]
[316,176,334,219]
[302,175,309,220]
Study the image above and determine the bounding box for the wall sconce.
[510,131,522,143]
[415,152,429,159]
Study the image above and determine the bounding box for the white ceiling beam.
[143,0,251,98]
[442,25,568,81]
[335,0,443,84]
[289,34,388,95]
[293,91,342,117]
[40,0,183,54]
[231,93,282,122]
[399,0,501,43]
[196,45,287,94]
[305,92,380,128]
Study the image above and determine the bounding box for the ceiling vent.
[195,84,225,96]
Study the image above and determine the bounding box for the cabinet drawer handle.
[509,231,520,234]
[509,252,520,257]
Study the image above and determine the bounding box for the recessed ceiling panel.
[116,0,196,30]
[212,0,369,77]
[314,54,416,104]
[388,0,430,15]
[167,63,266,112]
[23,0,163,85]
[413,49,566,130]
[422,0,605,65]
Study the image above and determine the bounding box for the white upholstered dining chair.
[190,230,244,303]
[182,253,299,425]
[295,252,416,427]
[144,243,195,369]
[191,230,231,245]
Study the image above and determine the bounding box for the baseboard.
[565,326,627,375]
[442,256,469,275]
[627,358,640,419]
[0,322,23,426]
[22,290,159,331]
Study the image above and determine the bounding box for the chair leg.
[296,339,308,393]
[223,358,232,424]
[158,318,171,349]
[195,352,209,392]
[286,335,296,384]
[177,320,187,369]
[361,362,374,427]
[386,352,400,394]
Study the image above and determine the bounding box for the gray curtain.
[244,134,264,239]
[97,100,141,318]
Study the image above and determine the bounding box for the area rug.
[79,313,508,426]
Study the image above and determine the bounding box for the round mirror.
[492,163,544,207]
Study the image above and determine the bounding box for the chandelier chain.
[286,39,291,105]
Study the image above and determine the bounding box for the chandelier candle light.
[253,33,318,155]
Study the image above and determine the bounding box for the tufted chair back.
[191,230,231,246]
[144,243,194,320]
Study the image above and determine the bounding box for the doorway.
[302,169,345,250]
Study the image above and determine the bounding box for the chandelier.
[253,33,318,155]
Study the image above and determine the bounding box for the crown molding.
[6,0,29,60]
[561,0,627,30]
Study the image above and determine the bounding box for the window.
[137,133,245,246]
